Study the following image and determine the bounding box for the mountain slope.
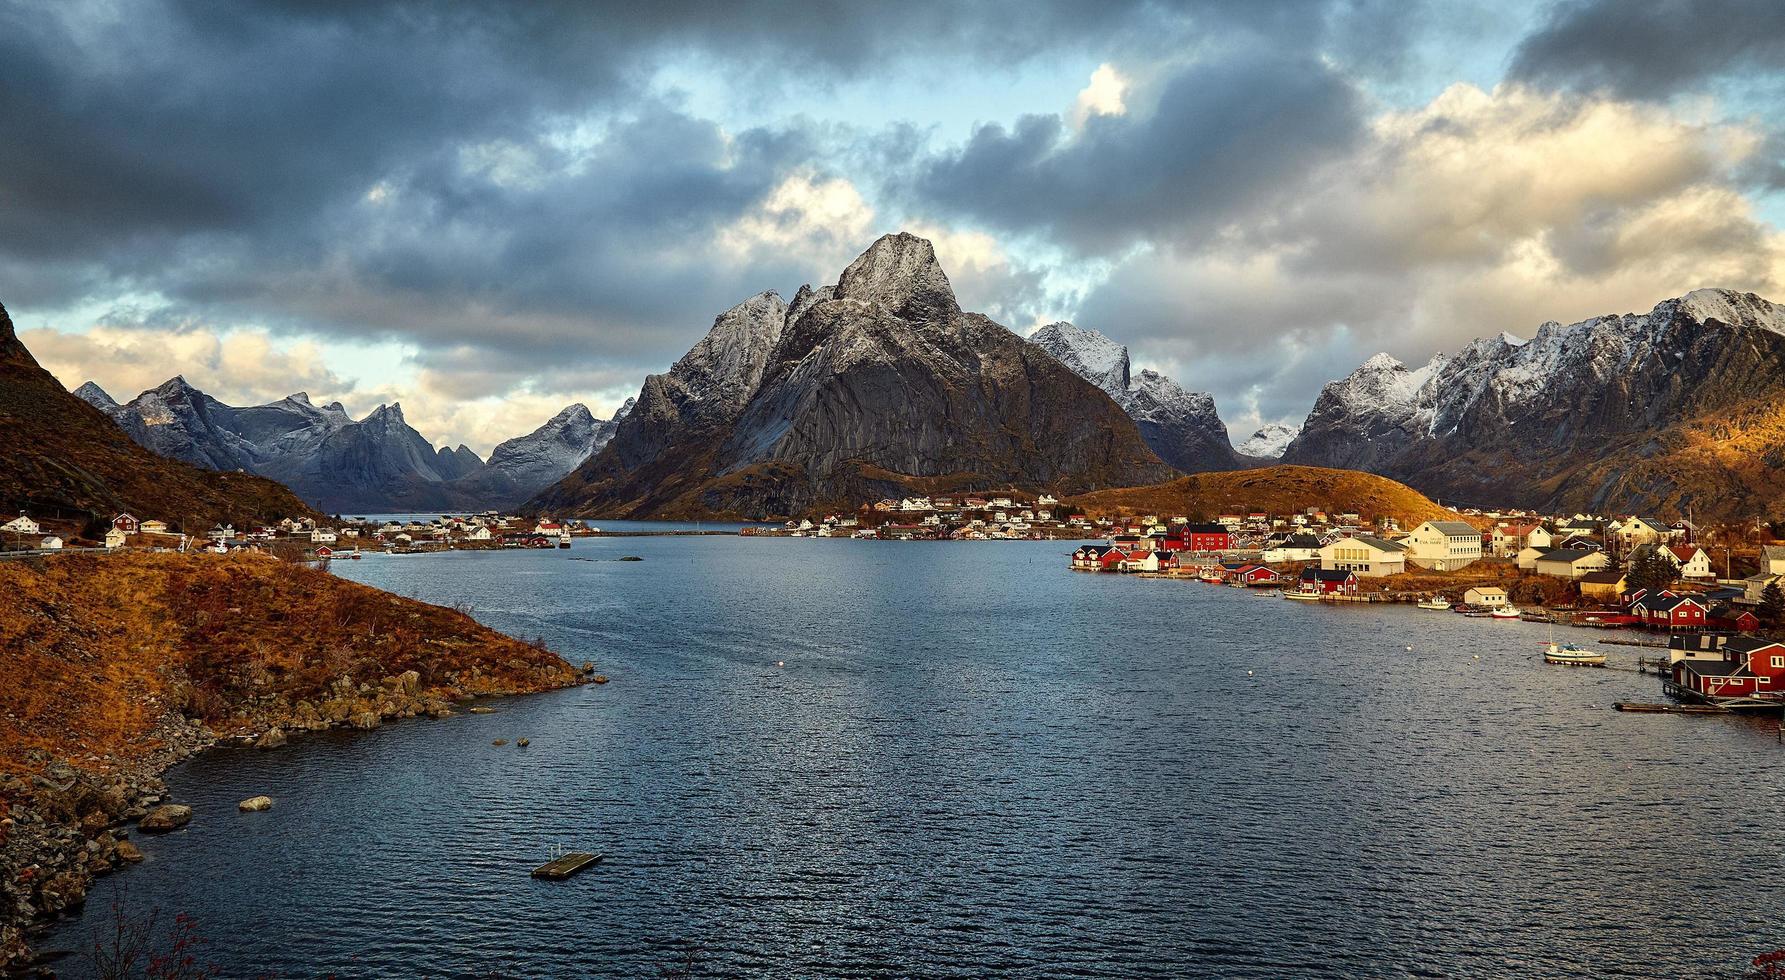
[1282,289,1785,518]
[1064,464,1462,528]
[0,301,317,534]
[531,233,1173,518]
[1029,322,1241,472]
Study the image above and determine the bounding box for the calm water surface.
[48,538,1785,977]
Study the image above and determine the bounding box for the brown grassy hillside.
[0,300,318,537]
[1064,465,1466,528]
[0,552,582,776]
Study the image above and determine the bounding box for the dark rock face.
[530,233,1173,518]
[1281,289,1785,517]
[1029,321,1240,473]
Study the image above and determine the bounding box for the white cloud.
[1077,82,1785,429]
[1070,63,1129,130]
[24,324,352,409]
[719,170,876,270]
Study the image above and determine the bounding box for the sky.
[4,0,1784,453]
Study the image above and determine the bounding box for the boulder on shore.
[238,796,273,813]
[255,728,287,750]
[114,840,144,863]
[138,804,192,833]
[348,711,382,730]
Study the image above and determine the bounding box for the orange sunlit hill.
[1063,465,1472,529]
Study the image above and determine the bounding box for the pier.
[532,852,602,879]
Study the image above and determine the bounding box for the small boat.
[1416,598,1451,611]
[1490,605,1521,619]
[1281,589,1322,601]
[1544,641,1605,666]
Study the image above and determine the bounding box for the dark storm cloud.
[907,49,1366,255]
[1509,0,1785,99]
[0,0,1194,359]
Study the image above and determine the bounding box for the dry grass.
[0,552,580,777]
[1064,465,1468,528]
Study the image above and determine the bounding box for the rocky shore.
[0,551,594,971]
[1,664,589,972]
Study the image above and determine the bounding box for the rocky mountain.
[1028,322,1241,472]
[1237,422,1300,459]
[531,233,1173,518]
[0,300,317,534]
[81,376,626,513]
[1281,289,1785,518]
[442,402,625,510]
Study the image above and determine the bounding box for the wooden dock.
[1613,701,1730,714]
[532,852,602,879]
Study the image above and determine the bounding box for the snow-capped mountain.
[1029,322,1240,472]
[1282,288,1785,516]
[1237,422,1299,459]
[530,233,1173,518]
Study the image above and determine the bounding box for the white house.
[140,519,170,535]
[1490,523,1551,557]
[1535,548,1612,579]
[464,525,492,541]
[1665,545,1714,581]
[310,528,338,544]
[1463,587,1508,608]
[1319,535,1408,577]
[39,536,63,550]
[104,527,127,549]
[3,515,41,536]
[1405,521,1484,571]
[1515,545,1546,571]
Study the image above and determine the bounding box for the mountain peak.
[551,403,594,425]
[1357,352,1404,372]
[285,391,313,406]
[1031,321,1129,394]
[1674,288,1785,335]
[74,381,120,410]
[834,232,959,324]
[611,397,636,422]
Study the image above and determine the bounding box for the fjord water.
[52,538,1784,977]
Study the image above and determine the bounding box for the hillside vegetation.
[0,552,582,776]
[1064,465,1466,528]
[0,300,318,537]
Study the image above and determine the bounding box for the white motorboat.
[1417,598,1451,610]
[1543,641,1606,666]
[1489,605,1521,619]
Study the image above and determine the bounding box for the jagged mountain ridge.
[1281,288,1785,518]
[81,379,624,512]
[0,300,317,533]
[1028,321,1241,472]
[1238,422,1299,459]
[530,233,1174,519]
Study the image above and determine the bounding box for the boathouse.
[1173,523,1230,552]
[1633,594,1708,630]
[1299,568,1358,595]
[1671,637,1785,703]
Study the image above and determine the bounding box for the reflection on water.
[48,538,1785,977]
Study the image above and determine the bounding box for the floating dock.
[1613,702,1730,714]
[532,852,602,879]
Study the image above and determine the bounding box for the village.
[0,510,593,559]
[1066,504,1785,711]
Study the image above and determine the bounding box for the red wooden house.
[1633,594,1707,630]
[112,513,140,534]
[1230,563,1281,587]
[1299,568,1357,595]
[1172,523,1231,552]
[1708,605,1761,633]
[1672,638,1785,704]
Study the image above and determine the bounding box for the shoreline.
[2,668,591,973]
[0,551,593,971]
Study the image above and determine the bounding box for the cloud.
[23,324,351,410]
[1510,0,1785,100]
[1073,83,1785,435]
[909,48,1366,255]
[1070,64,1129,130]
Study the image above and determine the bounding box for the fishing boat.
[1416,598,1451,611]
[1543,641,1605,666]
[1489,605,1521,619]
[1281,589,1322,601]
